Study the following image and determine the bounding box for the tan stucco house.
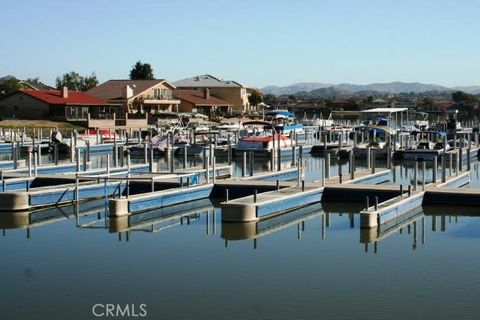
[173,75,249,114]
[88,79,181,115]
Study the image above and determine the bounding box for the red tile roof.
[173,89,232,106]
[19,89,109,105]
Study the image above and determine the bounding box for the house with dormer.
[173,74,249,114]
[88,79,181,115]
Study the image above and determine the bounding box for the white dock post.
[227,135,232,166]
[113,135,118,167]
[321,158,326,187]
[212,156,216,184]
[242,151,246,177]
[422,161,426,191]
[349,150,354,180]
[367,147,371,170]
[106,154,111,176]
[433,156,438,182]
[414,159,418,191]
[449,152,453,177]
[371,149,375,174]
[441,155,446,183]
[76,147,81,172]
[249,152,254,177]
[37,144,42,166]
[169,148,174,173]
[325,153,330,179]
[27,146,33,177]
[33,149,37,177]
[126,151,131,173]
[206,156,210,184]
[183,145,188,169]
[70,135,74,163]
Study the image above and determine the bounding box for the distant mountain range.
[262,82,480,96]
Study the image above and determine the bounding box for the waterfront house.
[88,79,181,116]
[173,89,233,115]
[173,74,250,114]
[0,88,121,123]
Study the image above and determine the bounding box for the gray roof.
[173,74,243,88]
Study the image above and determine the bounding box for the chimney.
[203,88,210,100]
[62,86,68,99]
[122,85,134,99]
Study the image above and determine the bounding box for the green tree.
[25,77,41,84]
[129,61,154,80]
[420,97,435,111]
[56,71,83,91]
[262,93,276,105]
[55,71,98,91]
[81,72,99,91]
[248,89,263,107]
[452,91,477,103]
[0,78,21,97]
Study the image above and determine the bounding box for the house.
[88,79,180,115]
[173,74,249,114]
[0,88,120,122]
[173,89,233,115]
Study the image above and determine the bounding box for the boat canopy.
[242,120,275,128]
[265,110,294,117]
[361,107,408,114]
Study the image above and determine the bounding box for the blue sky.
[1,0,479,88]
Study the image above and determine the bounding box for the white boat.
[234,120,311,157]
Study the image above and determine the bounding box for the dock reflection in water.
[1,194,480,319]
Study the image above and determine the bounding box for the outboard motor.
[51,130,63,144]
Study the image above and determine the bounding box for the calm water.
[0,152,479,319]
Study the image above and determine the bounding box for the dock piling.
[143,143,148,164]
[408,185,411,197]
[367,147,371,170]
[225,189,229,202]
[458,148,463,172]
[321,158,326,187]
[441,155,446,183]
[374,196,378,211]
[249,152,254,177]
[242,152,246,177]
[212,156,216,183]
[253,189,257,203]
[422,161,426,191]
[365,196,370,210]
[83,149,87,171]
[183,145,188,169]
[449,152,453,177]
[149,142,154,172]
[76,147,81,172]
[433,156,437,182]
[414,159,418,191]
[325,153,330,178]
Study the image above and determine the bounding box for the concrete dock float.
[360,170,472,228]
[109,183,214,217]
[221,185,322,222]
[221,202,323,240]
[108,198,212,233]
[0,180,126,211]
